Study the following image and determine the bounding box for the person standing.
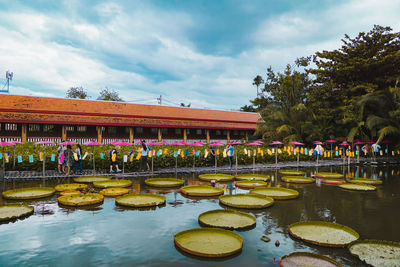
[227,145,235,169]
[210,146,216,166]
[139,140,151,171]
[57,141,66,174]
[109,145,122,173]
[64,145,73,177]
[73,144,83,175]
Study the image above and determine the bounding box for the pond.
[0,165,399,266]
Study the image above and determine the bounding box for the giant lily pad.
[314,172,343,179]
[60,190,82,196]
[116,193,166,207]
[348,239,400,267]
[234,174,270,181]
[234,180,268,189]
[219,194,274,209]
[250,187,299,200]
[100,187,130,197]
[58,193,104,206]
[174,228,243,258]
[55,183,87,192]
[349,178,383,185]
[74,176,111,183]
[2,187,55,200]
[279,170,305,176]
[0,204,34,221]
[198,209,256,230]
[180,185,224,196]
[280,252,342,267]
[288,221,359,247]
[339,184,376,191]
[145,178,184,188]
[198,173,234,182]
[281,176,314,184]
[93,179,132,188]
[322,179,345,185]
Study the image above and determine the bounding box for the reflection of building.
[0,95,260,143]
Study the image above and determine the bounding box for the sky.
[0,0,399,110]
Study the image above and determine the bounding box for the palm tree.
[253,75,264,96]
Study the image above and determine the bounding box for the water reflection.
[0,165,398,266]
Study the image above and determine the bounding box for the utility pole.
[157,95,162,105]
[1,71,13,93]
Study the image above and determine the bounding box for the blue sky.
[0,0,399,110]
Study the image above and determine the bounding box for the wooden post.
[158,128,162,142]
[62,125,67,141]
[129,127,134,143]
[183,129,187,142]
[97,126,102,143]
[206,129,210,144]
[227,130,230,144]
[245,131,249,143]
[21,124,27,143]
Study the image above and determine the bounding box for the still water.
[0,165,399,267]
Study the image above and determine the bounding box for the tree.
[66,87,89,99]
[97,87,123,101]
[253,75,264,96]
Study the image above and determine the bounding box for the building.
[0,95,261,144]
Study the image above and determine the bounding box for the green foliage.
[66,87,90,99]
[97,87,123,102]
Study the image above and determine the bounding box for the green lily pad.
[115,193,166,207]
[2,187,55,200]
[74,176,111,183]
[174,228,243,258]
[339,184,376,191]
[234,180,268,189]
[281,176,315,184]
[348,239,400,267]
[349,178,383,185]
[219,194,274,209]
[58,193,104,206]
[234,174,270,181]
[55,183,87,192]
[198,173,234,182]
[145,178,184,188]
[100,187,130,196]
[314,172,343,179]
[279,170,306,176]
[0,204,34,221]
[250,187,299,200]
[180,185,224,196]
[93,179,132,188]
[280,252,342,267]
[288,221,359,247]
[198,209,256,230]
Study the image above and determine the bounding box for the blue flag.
[335,151,339,156]
[17,155,22,163]
[304,148,308,155]
[51,154,56,162]
[100,153,104,159]
[185,149,189,156]
[196,150,200,157]
[0,153,2,160]
[29,155,34,163]
[173,151,179,158]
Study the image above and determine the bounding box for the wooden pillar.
[158,128,162,142]
[62,125,67,141]
[21,124,27,143]
[245,131,249,143]
[206,129,210,144]
[129,127,134,143]
[97,126,102,143]
[227,130,231,144]
[183,129,187,142]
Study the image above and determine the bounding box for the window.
[151,128,158,134]
[216,130,221,135]
[240,131,245,135]
[43,125,54,132]
[5,123,17,131]
[66,126,74,132]
[28,124,40,132]
[223,130,227,135]
[196,129,202,135]
[136,127,143,134]
[96,126,105,132]
[233,130,239,135]
[77,126,87,132]
[161,128,168,134]
[108,127,117,134]
[175,128,181,135]
[186,129,190,135]
[125,127,131,133]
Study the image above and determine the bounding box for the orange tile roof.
[0,95,260,130]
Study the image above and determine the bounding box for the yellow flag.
[283,146,287,151]
[164,148,168,155]
[248,150,251,157]
[244,148,247,154]
[5,153,9,163]
[136,153,141,160]
[181,151,184,158]
[339,150,342,155]
[130,154,134,162]
[148,150,152,158]
[352,151,355,157]
[288,151,291,156]
[204,150,209,158]
[261,150,264,156]
[39,152,44,161]
[327,151,331,157]
[278,149,282,154]
[323,152,327,158]
[257,147,261,153]
[216,149,220,156]
[300,147,304,154]
[223,149,227,158]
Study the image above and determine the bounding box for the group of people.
[57,142,83,176]
[108,140,151,173]
[210,144,235,168]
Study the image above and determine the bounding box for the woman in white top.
[139,140,151,171]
